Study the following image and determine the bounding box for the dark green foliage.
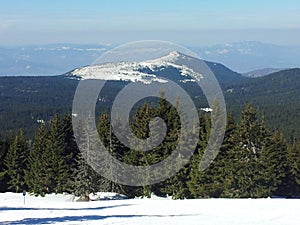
[0,67,299,141]
[260,132,289,196]
[73,151,98,198]
[188,113,236,198]
[47,114,71,193]
[0,136,10,191]
[224,105,269,198]
[25,115,74,196]
[285,141,300,196]
[4,130,28,192]
[96,113,126,194]
[0,104,299,199]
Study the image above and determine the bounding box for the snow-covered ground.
[0,192,299,225]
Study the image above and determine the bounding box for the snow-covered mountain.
[70,51,203,84]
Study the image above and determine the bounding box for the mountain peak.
[70,50,203,84]
[148,51,194,64]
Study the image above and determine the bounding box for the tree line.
[0,99,299,199]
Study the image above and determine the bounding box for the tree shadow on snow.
[1,213,200,224]
[0,203,132,211]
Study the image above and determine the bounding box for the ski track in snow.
[0,193,299,225]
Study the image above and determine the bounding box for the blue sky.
[0,0,299,46]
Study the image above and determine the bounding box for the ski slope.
[0,192,299,225]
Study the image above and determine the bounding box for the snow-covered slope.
[70,51,203,84]
[0,193,299,225]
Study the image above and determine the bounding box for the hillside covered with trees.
[0,102,299,199]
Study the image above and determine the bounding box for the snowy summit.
[70,51,203,84]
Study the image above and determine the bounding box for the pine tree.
[97,113,125,194]
[4,130,28,192]
[25,124,49,196]
[259,132,289,197]
[286,140,300,196]
[72,113,100,198]
[26,115,73,195]
[73,151,98,200]
[188,113,236,198]
[62,114,80,169]
[47,114,71,193]
[225,105,269,198]
[0,136,10,192]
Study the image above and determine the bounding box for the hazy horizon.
[1,0,300,46]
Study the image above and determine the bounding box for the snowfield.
[0,193,299,225]
[70,51,203,84]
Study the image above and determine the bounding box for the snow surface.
[0,192,299,225]
[71,51,203,84]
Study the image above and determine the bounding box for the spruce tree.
[259,132,289,197]
[73,150,98,200]
[188,113,236,198]
[62,114,80,169]
[0,136,10,191]
[225,105,267,198]
[47,114,70,193]
[4,130,28,192]
[97,113,125,194]
[72,113,101,198]
[25,124,49,196]
[286,140,300,196]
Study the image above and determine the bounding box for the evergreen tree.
[25,124,50,196]
[4,130,28,192]
[73,151,98,200]
[286,140,300,196]
[47,114,71,193]
[259,132,289,197]
[72,113,100,198]
[0,136,10,192]
[125,103,158,197]
[62,114,80,169]
[26,115,73,195]
[225,105,268,198]
[188,113,236,198]
[97,113,125,194]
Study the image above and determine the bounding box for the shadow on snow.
[1,214,200,225]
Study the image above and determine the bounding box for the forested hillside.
[0,67,299,140]
[0,104,299,198]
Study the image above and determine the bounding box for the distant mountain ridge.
[0,44,110,76]
[1,41,300,76]
[69,51,244,85]
[0,55,299,140]
[242,68,286,78]
[193,41,300,72]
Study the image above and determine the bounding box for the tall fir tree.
[4,130,28,192]
[188,113,236,198]
[25,124,50,196]
[0,136,10,191]
[286,140,300,196]
[72,113,100,199]
[97,113,125,194]
[225,104,268,197]
[47,114,71,193]
[73,151,98,200]
[259,132,289,197]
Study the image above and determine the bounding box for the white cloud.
[217,49,229,54]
